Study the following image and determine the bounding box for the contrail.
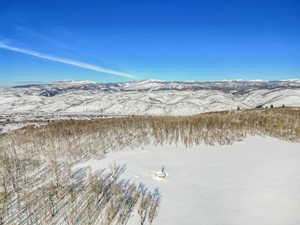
[0,42,136,79]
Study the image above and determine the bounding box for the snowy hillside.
[77,136,300,225]
[1,109,300,225]
[1,79,300,117]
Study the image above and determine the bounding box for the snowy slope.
[76,136,300,225]
[1,79,300,116]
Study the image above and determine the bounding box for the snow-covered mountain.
[1,79,300,116]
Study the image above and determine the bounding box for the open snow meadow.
[1,107,300,225]
[77,136,300,225]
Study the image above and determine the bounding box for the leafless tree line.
[0,154,160,225]
[2,108,299,154]
[0,107,300,225]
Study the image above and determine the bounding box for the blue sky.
[0,0,300,85]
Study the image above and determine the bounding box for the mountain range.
[1,79,300,116]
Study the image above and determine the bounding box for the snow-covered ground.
[76,136,300,225]
[1,79,300,116]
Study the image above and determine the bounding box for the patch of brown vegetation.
[0,107,299,225]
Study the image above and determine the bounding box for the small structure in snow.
[152,166,168,180]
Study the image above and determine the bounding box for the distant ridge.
[11,78,300,87]
[2,79,300,116]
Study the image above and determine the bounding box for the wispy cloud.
[15,26,74,51]
[0,42,136,79]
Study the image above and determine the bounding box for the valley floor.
[76,136,300,225]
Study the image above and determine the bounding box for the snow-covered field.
[76,136,300,225]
